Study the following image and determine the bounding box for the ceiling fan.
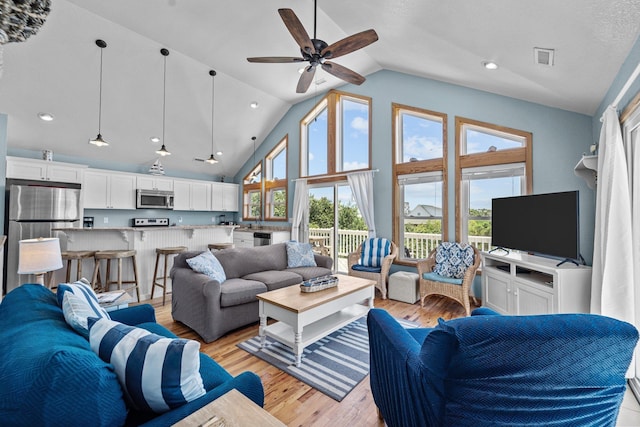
[247,0,378,93]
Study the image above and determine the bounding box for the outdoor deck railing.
[309,228,492,262]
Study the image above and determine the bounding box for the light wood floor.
[149,293,477,426]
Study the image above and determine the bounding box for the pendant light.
[205,70,219,164]
[156,48,171,156]
[89,39,109,147]
[250,136,258,183]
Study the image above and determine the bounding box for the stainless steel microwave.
[136,189,174,210]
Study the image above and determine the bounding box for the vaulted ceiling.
[0,0,639,179]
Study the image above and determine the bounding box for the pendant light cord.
[98,45,103,134]
[211,71,215,154]
[313,0,317,39]
[162,53,167,146]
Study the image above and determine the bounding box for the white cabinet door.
[211,182,239,212]
[6,157,84,183]
[83,170,135,209]
[7,159,47,180]
[173,180,192,211]
[483,269,510,314]
[513,280,554,315]
[109,174,136,210]
[47,164,84,184]
[83,171,111,209]
[137,176,174,191]
[233,231,254,248]
[191,181,211,211]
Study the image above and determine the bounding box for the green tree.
[309,195,367,230]
[272,189,286,218]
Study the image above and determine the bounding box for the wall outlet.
[103,217,108,224]
[211,216,216,223]
[178,216,183,223]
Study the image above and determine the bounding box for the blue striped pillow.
[88,318,206,413]
[57,279,107,315]
[360,238,391,267]
[62,292,110,338]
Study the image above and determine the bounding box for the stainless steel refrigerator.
[5,179,81,294]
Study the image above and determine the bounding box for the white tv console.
[481,251,592,315]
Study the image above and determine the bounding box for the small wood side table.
[172,389,285,427]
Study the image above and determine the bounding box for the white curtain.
[347,171,376,238]
[291,179,309,242]
[591,106,635,329]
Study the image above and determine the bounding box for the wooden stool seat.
[59,250,97,286]
[151,246,188,306]
[208,243,234,251]
[91,249,140,302]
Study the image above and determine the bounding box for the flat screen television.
[491,191,580,262]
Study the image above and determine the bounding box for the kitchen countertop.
[234,226,291,233]
[53,225,238,232]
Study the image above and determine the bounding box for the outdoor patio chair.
[348,238,398,299]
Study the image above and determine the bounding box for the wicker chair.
[348,239,398,299]
[416,244,480,316]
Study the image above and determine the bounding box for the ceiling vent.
[534,47,555,66]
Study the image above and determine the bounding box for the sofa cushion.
[0,284,127,427]
[433,242,475,279]
[285,265,333,281]
[214,243,288,278]
[89,317,206,413]
[352,264,382,273]
[243,270,302,291]
[286,241,317,268]
[220,278,268,307]
[360,237,392,267]
[62,292,110,338]
[186,250,226,283]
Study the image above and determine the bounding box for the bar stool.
[208,243,234,251]
[151,246,187,306]
[91,250,140,302]
[61,250,96,283]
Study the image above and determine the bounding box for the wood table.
[172,389,285,426]
[257,274,375,367]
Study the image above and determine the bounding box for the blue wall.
[235,70,596,274]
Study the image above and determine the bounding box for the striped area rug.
[237,315,418,401]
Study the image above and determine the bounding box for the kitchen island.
[53,225,235,300]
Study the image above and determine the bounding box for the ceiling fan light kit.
[247,0,378,93]
[89,39,110,147]
[156,47,171,156]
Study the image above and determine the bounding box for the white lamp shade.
[17,237,63,275]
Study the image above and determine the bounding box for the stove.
[132,217,169,227]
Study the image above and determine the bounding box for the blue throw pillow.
[88,317,206,413]
[57,278,105,313]
[433,242,475,279]
[286,241,317,268]
[360,238,391,267]
[186,250,226,282]
[62,292,110,339]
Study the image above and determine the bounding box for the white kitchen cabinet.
[233,231,254,248]
[83,170,136,210]
[136,176,174,191]
[6,156,86,184]
[173,179,211,211]
[481,251,591,315]
[211,182,239,212]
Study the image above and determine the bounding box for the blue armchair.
[367,307,638,427]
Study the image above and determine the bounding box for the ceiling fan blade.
[321,61,366,85]
[278,9,315,55]
[296,66,316,93]
[193,158,205,162]
[247,56,306,63]
[321,29,378,59]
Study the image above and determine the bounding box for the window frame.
[455,116,533,246]
[242,161,262,221]
[392,103,448,266]
[300,90,372,179]
[265,135,288,221]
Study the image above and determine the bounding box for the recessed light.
[150,137,160,143]
[482,61,498,70]
[215,151,223,156]
[250,101,259,109]
[38,112,54,121]
[298,67,306,74]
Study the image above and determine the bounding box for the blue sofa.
[368,307,639,427]
[0,284,264,426]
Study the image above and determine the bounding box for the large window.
[301,90,371,178]
[242,161,262,220]
[455,117,532,250]
[392,104,447,263]
[265,136,288,220]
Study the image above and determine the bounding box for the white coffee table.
[256,274,375,367]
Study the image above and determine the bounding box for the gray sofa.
[170,243,333,342]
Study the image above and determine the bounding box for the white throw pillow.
[62,292,110,339]
[186,250,226,282]
[286,241,317,268]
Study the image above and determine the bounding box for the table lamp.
[17,237,63,285]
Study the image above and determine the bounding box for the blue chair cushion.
[360,238,391,267]
[352,264,382,273]
[422,271,463,285]
[88,317,206,413]
[433,242,474,279]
